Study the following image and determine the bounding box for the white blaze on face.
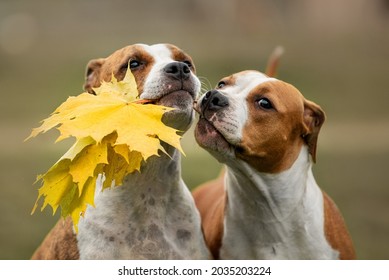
[143,44,175,69]
[218,71,276,145]
[138,44,174,100]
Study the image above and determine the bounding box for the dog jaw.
[195,117,235,160]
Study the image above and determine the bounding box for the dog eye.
[257,98,273,110]
[129,60,141,69]
[120,60,141,72]
[217,81,226,89]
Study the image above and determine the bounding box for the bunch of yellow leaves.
[26,69,184,232]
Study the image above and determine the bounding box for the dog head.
[194,70,325,173]
[84,43,200,132]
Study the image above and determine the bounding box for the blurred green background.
[1,0,388,259]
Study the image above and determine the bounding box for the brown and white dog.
[31,43,210,260]
[193,70,356,259]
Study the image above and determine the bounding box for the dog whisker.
[198,76,212,97]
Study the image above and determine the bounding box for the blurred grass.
[1,0,389,259]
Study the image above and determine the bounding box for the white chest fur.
[220,148,339,259]
[77,153,209,259]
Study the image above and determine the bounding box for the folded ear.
[302,99,325,162]
[83,58,105,94]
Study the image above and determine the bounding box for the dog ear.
[83,58,105,94]
[302,99,325,162]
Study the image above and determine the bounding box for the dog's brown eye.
[257,98,273,110]
[217,81,226,89]
[129,60,141,69]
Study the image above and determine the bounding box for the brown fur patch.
[192,171,226,259]
[237,81,307,173]
[323,192,356,259]
[83,45,155,95]
[31,217,79,260]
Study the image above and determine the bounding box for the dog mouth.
[140,89,195,107]
[193,100,245,157]
[194,114,237,156]
[157,90,195,108]
[146,90,196,132]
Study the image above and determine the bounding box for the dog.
[192,70,356,259]
[31,43,210,260]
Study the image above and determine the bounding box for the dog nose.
[201,90,229,111]
[164,62,191,80]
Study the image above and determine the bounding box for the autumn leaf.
[27,68,184,232]
[93,70,138,99]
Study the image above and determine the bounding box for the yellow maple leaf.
[27,91,182,158]
[93,70,138,99]
[27,68,184,232]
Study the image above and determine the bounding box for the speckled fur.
[77,147,210,259]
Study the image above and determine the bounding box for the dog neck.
[77,145,209,259]
[221,146,338,259]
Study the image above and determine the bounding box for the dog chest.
[76,177,208,259]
